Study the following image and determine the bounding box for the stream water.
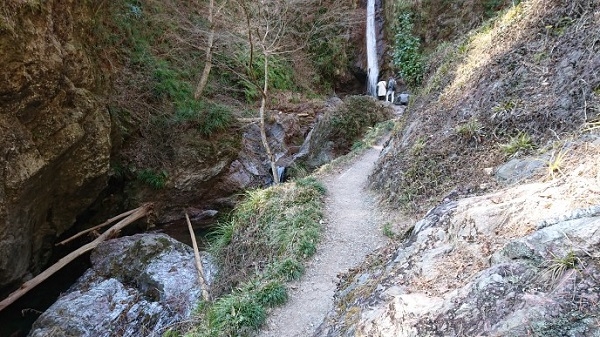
[366,0,379,96]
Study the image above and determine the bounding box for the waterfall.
[366,0,378,96]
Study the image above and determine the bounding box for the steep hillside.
[387,0,517,50]
[90,0,365,224]
[316,0,600,335]
[371,0,600,214]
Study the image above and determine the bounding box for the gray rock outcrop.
[28,234,213,337]
[315,149,600,336]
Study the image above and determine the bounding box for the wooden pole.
[0,203,152,312]
[185,212,211,302]
[55,208,139,246]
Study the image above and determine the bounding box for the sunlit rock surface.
[29,234,214,337]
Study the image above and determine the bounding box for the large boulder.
[0,1,111,288]
[28,233,214,337]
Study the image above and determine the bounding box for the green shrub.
[307,34,349,90]
[392,13,424,87]
[352,140,366,151]
[483,0,506,18]
[136,168,167,189]
[325,96,392,153]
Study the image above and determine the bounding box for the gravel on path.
[257,143,389,337]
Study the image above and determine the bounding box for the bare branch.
[0,204,153,312]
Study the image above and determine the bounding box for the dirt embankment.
[370,0,600,215]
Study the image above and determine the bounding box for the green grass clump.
[455,118,485,143]
[541,249,582,288]
[193,176,326,336]
[269,258,305,281]
[546,149,569,179]
[500,132,535,157]
[208,292,266,336]
[254,281,288,308]
[136,168,168,189]
[382,223,397,239]
[191,280,288,337]
[236,52,295,102]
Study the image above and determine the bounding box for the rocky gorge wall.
[0,1,111,289]
[0,0,400,298]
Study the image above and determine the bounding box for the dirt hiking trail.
[258,142,392,337]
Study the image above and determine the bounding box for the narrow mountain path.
[258,143,390,337]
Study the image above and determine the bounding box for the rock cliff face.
[0,1,110,288]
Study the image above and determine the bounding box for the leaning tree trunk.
[194,0,216,99]
[259,52,279,184]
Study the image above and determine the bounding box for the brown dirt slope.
[370,0,600,214]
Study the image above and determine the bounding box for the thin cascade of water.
[366,0,378,96]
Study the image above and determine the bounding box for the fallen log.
[0,203,152,312]
[55,208,139,246]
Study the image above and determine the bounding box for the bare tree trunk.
[0,204,152,312]
[259,52,280,184]
[194,0,216,99]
